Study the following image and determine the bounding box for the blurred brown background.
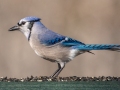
[0,0,120,78]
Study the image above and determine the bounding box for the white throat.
[21,29,31,40]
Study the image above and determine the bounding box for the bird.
[9,16,120,77]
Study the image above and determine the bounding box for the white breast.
[29,40,42,56]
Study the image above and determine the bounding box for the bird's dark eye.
[21,21,26,25]
[17,21,26,26]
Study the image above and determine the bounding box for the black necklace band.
[28,22,34,41]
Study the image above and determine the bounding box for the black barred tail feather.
[73,44,120,52]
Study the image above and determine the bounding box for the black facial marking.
[28,22,34,30]
[28,22,34,41]
[17,22,20,26]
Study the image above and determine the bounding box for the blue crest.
[20,16,41,22]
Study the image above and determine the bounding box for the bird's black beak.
[9,25,19,31]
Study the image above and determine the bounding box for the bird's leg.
[51,62,65,77]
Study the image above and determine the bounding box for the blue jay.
[9,16,120,77]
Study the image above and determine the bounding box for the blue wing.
[61,37,85,46]
[38,30,66,46]
[38,30,85,46]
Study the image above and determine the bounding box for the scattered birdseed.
[0,76,120,82]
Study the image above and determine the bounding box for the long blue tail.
[73,44,120,51]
